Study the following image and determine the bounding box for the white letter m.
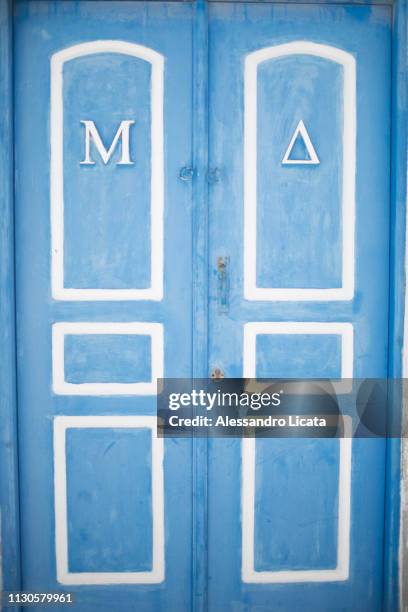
[80,120,135,165]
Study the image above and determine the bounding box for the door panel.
[245,42,354,300]
[14,2,193,610]
[52,41,163,299]
[208,3,390,611]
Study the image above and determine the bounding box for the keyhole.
[211,367,225,380]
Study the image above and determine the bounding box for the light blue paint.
[14,2,194,610]
[0,0,21,599]
[191,3,210,611]
[64,334,152,384]
[6,1,404,611]
[254,438,339,572]
[257,56,342,289]
[383,0,408,608]
[256,333,342,378]
[208,3,391,611]
[66,428,153,573]
[64,54,151,290]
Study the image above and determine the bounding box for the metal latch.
[217,256,230,314]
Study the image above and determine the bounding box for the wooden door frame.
[386,0,408,610]
[0,1,407,610]
[0,0,20,598]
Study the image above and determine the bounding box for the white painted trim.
[281,119,320,165]
[54,416,164,584]
[51,41,164,301]
[242,321,353,583]
[52,322,163,395]
[244,41,356,301]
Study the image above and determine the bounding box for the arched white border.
[244,41,356,301]
[54,416,164,584]
[51,41,164,301]
[241,322,353,583]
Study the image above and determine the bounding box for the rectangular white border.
[244,42,356,301]
[52,322,163,395]
[242,418,352,583]
[51,41,164,301]
[54,415,164,585]
[242,321,353,582]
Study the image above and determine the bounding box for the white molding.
[244,41,356,301]
[281,119,320,165]
[51,41,164,301]
[54,416,164,584]
[52,322,163,395]
[242,321,353,583]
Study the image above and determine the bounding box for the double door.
[14,1,391,610]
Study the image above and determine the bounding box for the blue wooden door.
[13,1,392,611]
[14,1,194,610]
[207,3,391,611]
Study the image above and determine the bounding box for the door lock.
[210,367,225,380]
[179,166,195,181]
